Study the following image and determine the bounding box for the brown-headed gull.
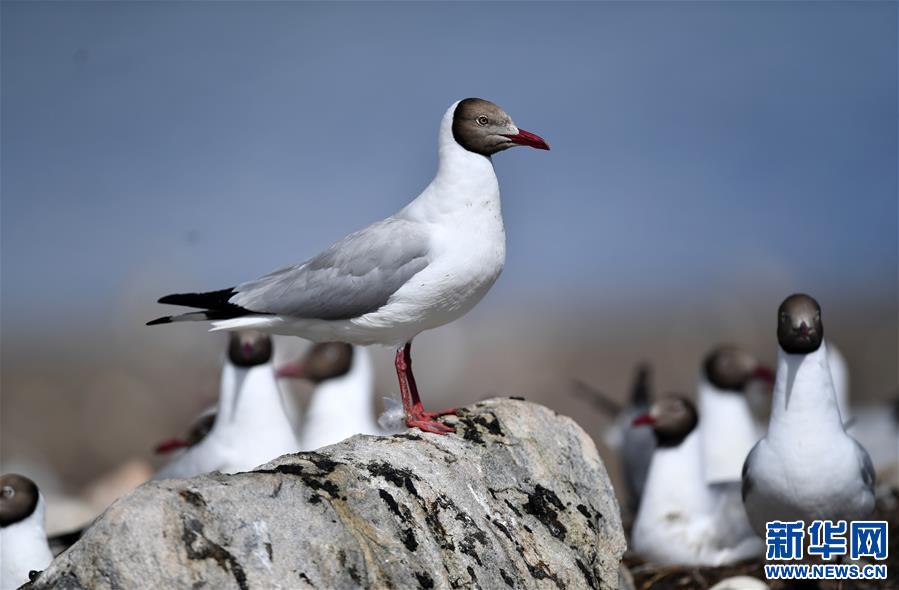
[741,294,875,536]
[631,396,763,566]
[277,343,380,450]
[698,345,774,484]
[1,474,53,590]
[149,98,549,434]
[154,331,300,479]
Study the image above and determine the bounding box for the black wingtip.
[157,288,238,309]
[147,316,173,326]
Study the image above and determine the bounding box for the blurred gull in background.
[630,396,763,566]
[698,345,774,484]
[277,343,381,450]
[0,474,53,590]
[154,331,299,479]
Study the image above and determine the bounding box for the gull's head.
[0,473,40,528]
[703,345,775,393]
[227,330,273,367]
[777,293,823,354]
[632,395,698,447]
[276,342,353,382]
[452,98,549,156]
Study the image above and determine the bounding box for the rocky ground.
[26,398,626,590]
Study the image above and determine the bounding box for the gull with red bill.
[148,98,550,435]
[630,396,763,566]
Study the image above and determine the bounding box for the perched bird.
[742,294,875,536]
[698,345,774,484]
[1,474,53,590]
[277,342,380,450]
[148,98,549,434]
[154,331,299,479]
[631,396,763,566]
[573,363,655,515]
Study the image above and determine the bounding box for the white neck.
[215,362,295,438]
[768,339,844,445]
[302,346,378,449]
[400,101,501,222]
[637,430,710,519]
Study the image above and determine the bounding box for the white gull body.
[632,429,763,566]
[299,346,380,450]
[742,340,875,535]
[211,101,505,348]
[699,377,761,484]
[1,495,53,590]
[155,357,299,479]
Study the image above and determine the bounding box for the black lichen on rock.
[28,399,624,590]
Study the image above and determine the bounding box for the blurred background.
[2,2,896,528]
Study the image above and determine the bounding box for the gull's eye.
[476,115,489,126]
[1,485,14,499]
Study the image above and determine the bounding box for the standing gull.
[630,396,763,566]
[149,98,549,434]
[698,345,774,484]
[741,294,875,535]
[1,474,53,590]
[277,343,380,450]
[154,331,300,479]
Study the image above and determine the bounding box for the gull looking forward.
[741,294,875,535]
[149,98,549,434]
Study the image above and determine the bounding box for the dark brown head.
[0,474,40,527]
[154,410,217,455]
[227,331,273,368]
[452,98,549,156]
[276,342,354,383]
[703,345,775,392]
[632,395,698,447]
[777,293,823,354]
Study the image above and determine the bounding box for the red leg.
[394,342,458,434]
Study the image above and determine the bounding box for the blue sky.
[2,1,896,332]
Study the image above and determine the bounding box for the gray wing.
[852,438,876,490]
[741,442,760,502]
[230,217,430,320]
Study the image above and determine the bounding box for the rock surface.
[28,398,625,589]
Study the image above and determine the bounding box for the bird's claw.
[406,408,457,435]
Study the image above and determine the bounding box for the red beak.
[276,360,306,379]
[154,438,190,454]
[632,413,655,427]
[503,128,550,150]
[753,365,776,386]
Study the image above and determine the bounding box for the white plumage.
[155,350,298,479]
[742,340,875,535]
[632,428,763,566]
[299,346,381,450]
[1,494,53,590]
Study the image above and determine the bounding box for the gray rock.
[28,398,625,589]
